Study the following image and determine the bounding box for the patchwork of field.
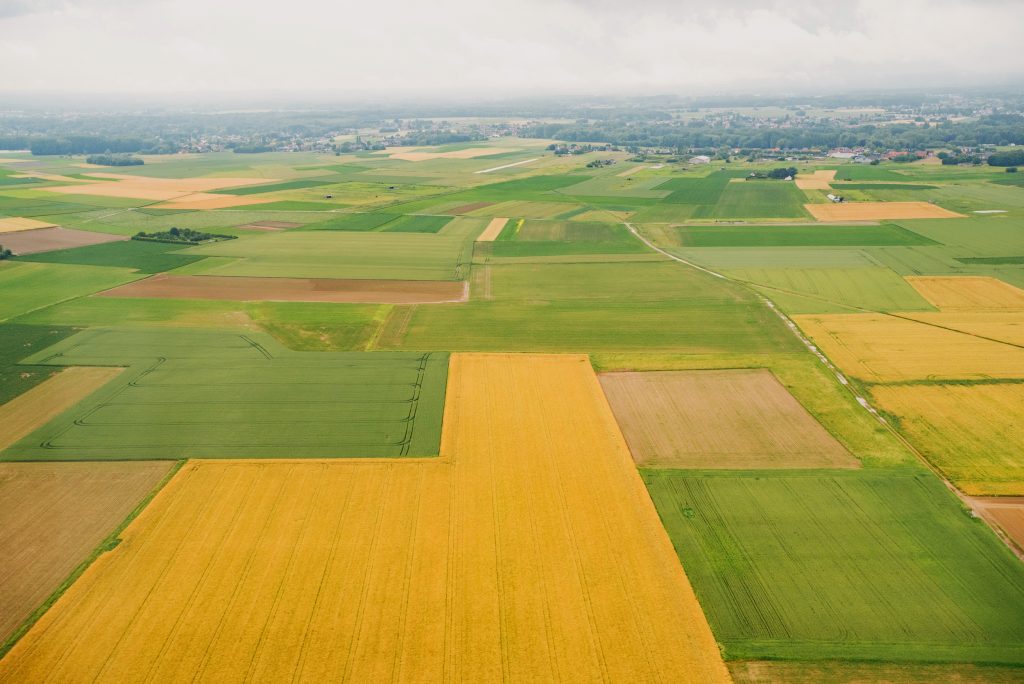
[0,462,173,646]
[1,328,448,460]
[0,354,730,682]
[99,274,468,303]
[805,201,963,221]
[871,383,1024,495]
[645,470,1024,663]
[599,369,856,469]
[0,227,124,255]
[793,313,1024,381]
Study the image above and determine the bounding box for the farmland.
[2,136,1024,680]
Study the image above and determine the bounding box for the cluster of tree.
[747,167,798,180]
[0,245,12,260]
[988,149,1024,167]
[28,136,150,155]
[85,153,143,166]
[397,133,482,146]
[133,227,235,244]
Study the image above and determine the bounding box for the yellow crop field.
[804,201,962,221]
[905,276,1024,311]
[0,217,58,233]
[794,313,1024,382]
[872,383,1024,495]
[900,311,1024,347]
[794,169,835,190]
[0,354,728,683]
[475,216,508,241]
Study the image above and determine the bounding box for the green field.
[2,328,448,460]
[18,240,203,273]
[726,267,935,313]
[645,469,1024,664]
[0,262,139,322]
[674,223,935,247]
[704,181,809,219]
[0,324,79,403]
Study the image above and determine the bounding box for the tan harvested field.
[475,216,508,241]
[900,311,1024,347]
[0,227,125,255]
[0,217,58,233]
[0,354,729,682]
[152,194,277,210]
[617,164,648,177]
[46,173,280,202]
[386,147,519,162]
[446,201,493,215]
[794,169,836,190]
[969,497,1024,551]
[794,312,1024,382]
[0,461,174,645]
[245,221,302,229]
[0,367,123,452]
[871,383,1024,496]
[98,274,469,303]
[730,660,1024,684]
[804,201,963,221]
[906,276,1024,311]
[599,369,856,469]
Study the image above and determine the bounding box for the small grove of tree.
[133,227,235,244]
[988,149,1024,167]
[85,153,144,166]
[767,167,798,179]
[0,245,12,259]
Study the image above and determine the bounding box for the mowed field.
[2,328,448,460]
[0,462,174,646]
[599,369,856,469]
[871,383,1024,495]
[0,354,730,682]
[645,470,1024,663]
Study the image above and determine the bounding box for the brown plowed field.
[0,354,729,682]
[970,497,1024,551]
[805,201,962,221]
[0,461,174,644]
[599,369,856,469]
[475,216,508,241]
[98,274,468,303]
[0,367,124,452]
[0,227,125,255]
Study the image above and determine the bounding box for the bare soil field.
[805,201,963,221]
[794,169,836,190]
[599,369,856,469]
[475,216,508,241]
[969,497,1024,551]
[386,147,519,161]
[906,276,1024,311]
[0,354,729,682]
[0,367,123,452]
[237,221,302,231]
[46,173,280,203]
[0,227,125,255]
[0,217,58,233]
[98,273,468,303]
[0,461,173,645]
[794,313,1024,382]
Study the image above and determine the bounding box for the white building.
[690,155,711,165]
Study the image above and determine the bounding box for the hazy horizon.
[2,0,1022,97]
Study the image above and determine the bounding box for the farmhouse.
[690,155,711,164]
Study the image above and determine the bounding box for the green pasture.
[727,267,935,313]
[18,240,202,273]
[673,223,934,247]
[1,327,448,460]
[645,469,1024,664]
[0,261,139,322]
[0,324,79,403]
[703,181,809,219]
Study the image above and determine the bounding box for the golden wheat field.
[905,276,1024,311]
[871,383,1024,496]
[0,354,728,683]
[794,313,1024,382]
[794,169,836,190]
[804,201,962,221]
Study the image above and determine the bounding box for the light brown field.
[0,227,125,255]
[386,147,519,162]
[906,276,1024,311]
[99,274,468,304]
[794,313,1024,382]
[617,164,648,178]
[475,216,508,241]
[0,217,58,233]
[804,201,963,221]
[0,354,729,683]
[969,497,1024,551]
[794,169,836,190]
[871,383,1024,496]
[0,367,123,452]
[0,461,173,645]
[446,201,493,215]
[149,194,276,210]
[599,369,856,469]
[45,173,280,202]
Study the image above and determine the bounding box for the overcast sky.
[2,0,1022,97]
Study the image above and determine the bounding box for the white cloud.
[0,0,1021,95]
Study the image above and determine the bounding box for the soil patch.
[2,227,125,255]
[476,217,508,242]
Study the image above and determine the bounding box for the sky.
[1,0,1022,97]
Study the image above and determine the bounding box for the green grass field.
[18,240,203,273]
[2,328,448,460]
[645,469,1024,664]
[726,267,935,313]
[0,262,139,322]
[674,223,935,247]
[0,324,79,403]
[703,181,809,219]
